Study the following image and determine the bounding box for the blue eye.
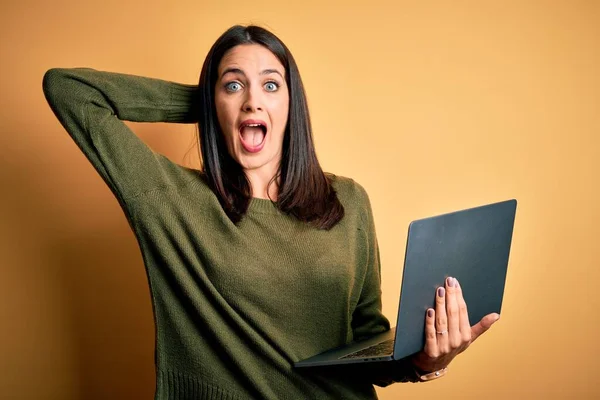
[264,82,279,92]
[225,82,242,92]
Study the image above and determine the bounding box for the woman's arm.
[351,184,420,385]
[42,68,200,202]
[351,184,389,341]
[352,186,500,386]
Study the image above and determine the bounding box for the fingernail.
[446,277,453,287]
[438,287,445,297]
[455,279,460,288]
[452,278,458,287]
[427,309,434,318]
[494,313,500,322]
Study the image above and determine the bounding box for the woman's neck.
[245,169,279,201]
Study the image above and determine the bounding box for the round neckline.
[248,197,280,214]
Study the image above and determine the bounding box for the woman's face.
[215,44,290,179]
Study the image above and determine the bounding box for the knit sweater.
[42,68,415,399]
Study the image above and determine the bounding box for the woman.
[42,25,499,399]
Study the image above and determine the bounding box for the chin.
[235,154,261,169]
[237,154,277,173]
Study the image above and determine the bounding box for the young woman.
[43,25,499,400]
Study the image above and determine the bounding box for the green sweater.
[42,68,414,399]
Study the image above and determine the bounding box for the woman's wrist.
[413,365,449,381]
[409,358,448,382]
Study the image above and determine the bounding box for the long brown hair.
[197,25,344,230]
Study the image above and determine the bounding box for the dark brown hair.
[197,25,344,230]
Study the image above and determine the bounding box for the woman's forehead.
[218,44,285,78]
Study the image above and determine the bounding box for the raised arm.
[42,68,200,202]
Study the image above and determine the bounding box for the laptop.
[294,199,517,368]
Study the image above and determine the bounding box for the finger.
[471,313,500,342]
[435,285,449,351]
[454,279,472,343]
[424,308,438,356]
[445,277,461,349]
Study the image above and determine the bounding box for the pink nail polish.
[428,309,433,317]
[438,287,445,297]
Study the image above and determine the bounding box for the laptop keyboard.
[339,339,394,360]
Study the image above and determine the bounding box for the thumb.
[471,313,500,342]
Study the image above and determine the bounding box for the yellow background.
[1,0,598,399]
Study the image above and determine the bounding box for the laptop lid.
[392,199,517,359]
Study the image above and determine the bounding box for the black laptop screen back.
[392,199,517,359]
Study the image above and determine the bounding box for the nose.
[242,85,263,113]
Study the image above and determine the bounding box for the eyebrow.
[220,67,284,80]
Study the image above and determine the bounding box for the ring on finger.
[436,330,448,335]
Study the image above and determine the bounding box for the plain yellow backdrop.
[1,0,598,399]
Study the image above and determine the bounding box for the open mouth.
[239,120,267,153]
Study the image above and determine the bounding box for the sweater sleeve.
[351,184,390,341]
[352,184,420,386]
[42,67,200,202]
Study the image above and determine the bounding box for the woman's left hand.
[410,276,500,373]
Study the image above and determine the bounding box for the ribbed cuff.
[166,83,201,124]
[368,359,421,387]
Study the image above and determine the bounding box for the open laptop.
[295,199,517,367]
